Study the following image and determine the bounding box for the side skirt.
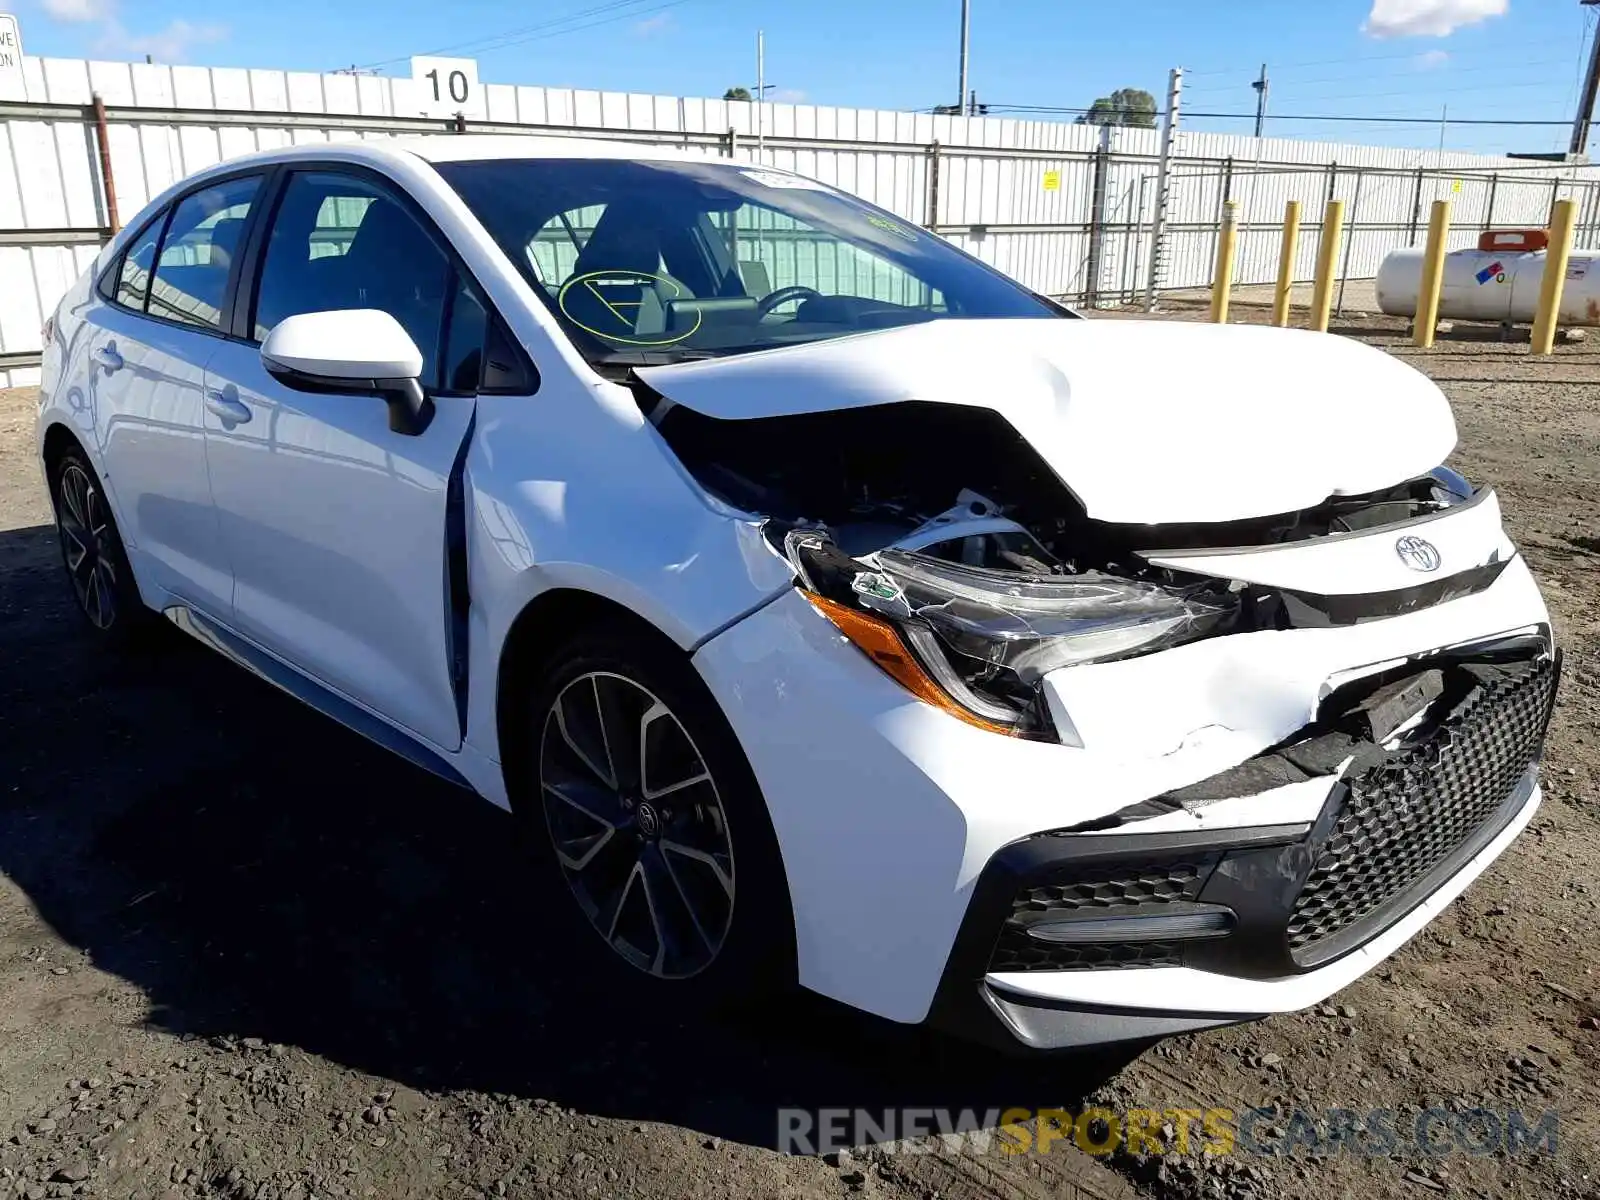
[163,604,474,791]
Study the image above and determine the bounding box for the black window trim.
[95,165,276,342]
[96,206,172,311]
[238,160,537,398]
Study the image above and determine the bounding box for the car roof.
[392,134,713,164]
[198,134,720,177]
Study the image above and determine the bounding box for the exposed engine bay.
[644,393,1493,740]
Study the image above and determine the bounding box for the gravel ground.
[2,311,1598,1200]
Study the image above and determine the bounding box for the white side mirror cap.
[260,309,424,382]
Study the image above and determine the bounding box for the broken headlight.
[794,533,1239,738]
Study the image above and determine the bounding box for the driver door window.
[253,172,453,386]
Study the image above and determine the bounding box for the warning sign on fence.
[0,15,24,103]
[1043,169,1061,191]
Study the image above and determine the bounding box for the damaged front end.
[644,395,1505,746]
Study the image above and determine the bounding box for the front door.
[202,169,488,751]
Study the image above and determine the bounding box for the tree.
[1078,88,1156,128]
[724,86,752,101]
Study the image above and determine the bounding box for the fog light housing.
[1023,906,1236,944]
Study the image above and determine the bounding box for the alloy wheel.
[56,462,118,630]
[538,671,736,979]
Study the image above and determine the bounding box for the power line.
[356,0,689,70]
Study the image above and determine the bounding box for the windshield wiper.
[591,347,727,367]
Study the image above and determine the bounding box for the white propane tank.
[1376,246,1600,325]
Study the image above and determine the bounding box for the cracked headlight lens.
[840,549,1239,733]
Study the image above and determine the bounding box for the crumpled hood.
[636,318,1458,525]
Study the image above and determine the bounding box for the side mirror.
[260,309,434,436]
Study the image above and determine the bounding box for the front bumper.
[690,554,1555,1046]
[928,767,1543,1052]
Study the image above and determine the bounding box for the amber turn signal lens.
[803,592,1019,736]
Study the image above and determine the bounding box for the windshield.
[434,157,1069,365]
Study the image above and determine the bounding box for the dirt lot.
[2,309,1599,1200]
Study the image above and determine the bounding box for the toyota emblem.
[1395,535,1442,573]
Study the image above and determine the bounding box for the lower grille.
[989,859,1217,972]
[1287,654,1557,962]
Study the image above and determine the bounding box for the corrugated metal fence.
[4,54,1600,386]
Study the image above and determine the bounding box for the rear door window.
[145,176,263,331]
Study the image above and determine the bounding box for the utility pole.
[1143,67,1183,312]
[756,29,765,162]
[1252,63,1269,138]
[958,0,971,114]
[1570,0,1600,156]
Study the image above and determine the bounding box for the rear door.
[85,173,265,617]
[200,167,490,751]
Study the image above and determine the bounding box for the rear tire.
[518,621,796,1008]
[48,447,152,643]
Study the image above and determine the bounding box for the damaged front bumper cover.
[927,648,1559,1052]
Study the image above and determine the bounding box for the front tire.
[49,448,150,642]
[521,623,795,1005]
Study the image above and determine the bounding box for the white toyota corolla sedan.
[35,136,1558,1052]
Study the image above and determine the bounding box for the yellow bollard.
[1532,198,1580,356]
[1209,200,1240,323]
[1413,200,1452,349]
[1271,200,1301,328]
[1309,199,1345,333]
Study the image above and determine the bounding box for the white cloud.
[630,12,672,36]
[93,17,227,62]
[41,0,114,22]
[1414,48,1451,69]
[1364,0,1508,38]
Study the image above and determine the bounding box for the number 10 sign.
[410,56,484,120]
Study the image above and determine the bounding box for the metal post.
[1413,200,1451,349]
[1252,63,1269,139]
[1310,199,1345,333]
[91,93,120,235]
[1484,173,1499,231]
[1409,168,1425,245]
[1272,199,1301,328]
[1142,66,1182,312]
[1085,124,1111,308]
[1128,174,1149,304]
[726,126,738,159]
[1533,198,1580,355]
[925,140,942,231]
[1570,5,1600,157]
[756,29,765,163]
[1210,200,1239,323]
[1549,176,1563,226]
[957,0,970,115]
[1336,170,1364,316]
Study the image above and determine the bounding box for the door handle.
[204,386,252,425]
[94,343,123,373]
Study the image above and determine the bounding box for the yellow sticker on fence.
[1452,178,1462,193]
[1043,170,1061,191]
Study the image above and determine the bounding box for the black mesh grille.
[1287,656,1557,960]
[989,859,1216,972]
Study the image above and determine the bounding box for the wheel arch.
[40,420,85,476]
[494,586,690,814]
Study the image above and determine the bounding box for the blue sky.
[12,0,1599,155]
